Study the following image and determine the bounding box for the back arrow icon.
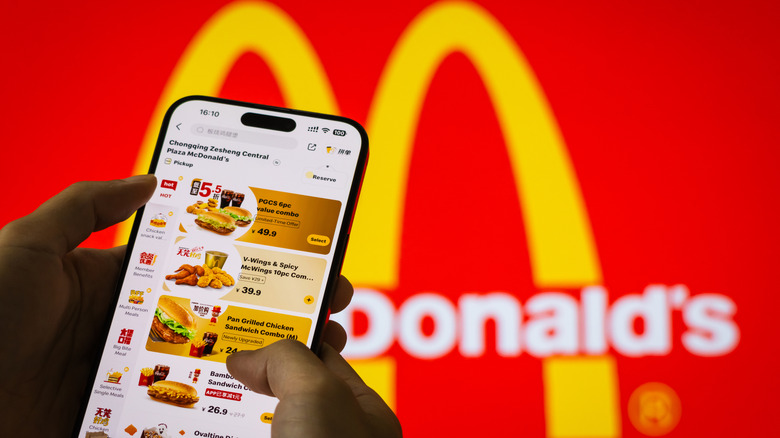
[176,123,181,130]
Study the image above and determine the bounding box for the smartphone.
[72,96,368,438]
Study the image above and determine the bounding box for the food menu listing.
[78,112,360,437]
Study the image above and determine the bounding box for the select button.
[307,234,331,246]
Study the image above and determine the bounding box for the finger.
[69,246,128,352]
[319,344,402,437]
[228,341,373,437]
[1,175,156,255]
[329,275,354,314]
[318,343,376,399]
[71,245,126,295]
[226,340,348,400]
[71,245,126,319]
[321,320,348,352]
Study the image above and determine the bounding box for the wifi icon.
[321,127,330,134]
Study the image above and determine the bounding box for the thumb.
[1,175,156,254]
[226,340,337,398]
[226,341,401,438]
[319,344,402,438]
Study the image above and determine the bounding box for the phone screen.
[74,96,367,438]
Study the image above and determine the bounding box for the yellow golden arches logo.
[351,1,601,289]
[121,2,618,437]
[126,0,339,180]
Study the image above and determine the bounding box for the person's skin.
[0,175,401,437]
[227,341,401,438]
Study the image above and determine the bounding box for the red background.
[2,1,779,436]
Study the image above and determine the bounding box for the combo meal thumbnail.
[186,196,253,235]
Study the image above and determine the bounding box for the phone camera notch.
[241,112,296,132]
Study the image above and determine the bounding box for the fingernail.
[122,174,156,183]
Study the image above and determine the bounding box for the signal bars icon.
[307,126,334,134]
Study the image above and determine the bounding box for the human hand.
[224,273,401,438]
[227,339,402,438]
[0,176,157,435]
[0,175,367,436]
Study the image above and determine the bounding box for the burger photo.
[194,210,236,234]
[149,296,197,344]
[220,206,253,226]
[147,380,200,408]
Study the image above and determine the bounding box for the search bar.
[191,124,297,149]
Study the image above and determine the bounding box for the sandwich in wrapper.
[149,296,197,344]
[147,380,200,408]
[220,206,253,226]
[194,211,236,234]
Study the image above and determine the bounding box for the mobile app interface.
[78,98,365,438]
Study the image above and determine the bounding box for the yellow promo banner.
[146,295,312,362]
[236,187,341,254]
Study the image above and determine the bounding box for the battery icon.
[333,129,346,136]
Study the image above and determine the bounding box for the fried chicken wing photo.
[175,264,196,274]
[175,273,198,286]
[197,275,213,288]
[165,270,191,280]
[209,278,223,289]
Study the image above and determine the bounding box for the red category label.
[204,388,242,401]
[160,179,178,190]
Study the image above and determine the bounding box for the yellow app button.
[261,413,274,424]
[304,295,315,304]
[307,234,331,246]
